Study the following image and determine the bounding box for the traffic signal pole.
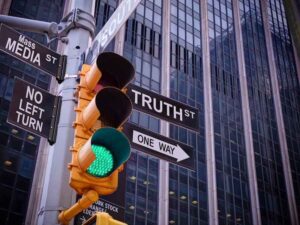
[57,52,134,224]
[58,190,99,225]
[36,1,96,225]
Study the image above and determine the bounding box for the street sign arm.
[0,15,58,36]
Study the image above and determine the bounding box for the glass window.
[0,132,9,146]
[145,8,153,20]
[9,136,22,151]
[16,175,31,192]
[171,23,177,35]
[154,13,161,26]
[0,186,12,209]
[1,152,19,173]
[4,79,14,101]
[19,157,34,178]
[142,61,151,78]
[187,14,193,26]
[0,170,15,187]
[0,76,7,97]
[12,191,28,214]
[178,27,185,40]
[8,213,23,225]
[171,5,177,16]
[23,142,37,157]
[152,66,160,82]
[178,9,185,22]
[137,4,144,16]
[154,0,161,7]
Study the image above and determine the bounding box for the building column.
[158,0,170,224]
[0,0,12,14]
[200,1,218,225]
[114,1,126,54]
[260,1,299,225]
[292,40,300,83]
[232,1,262,224]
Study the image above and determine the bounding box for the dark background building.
[0,0,65,225]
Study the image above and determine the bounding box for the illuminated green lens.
[87,144,114,177]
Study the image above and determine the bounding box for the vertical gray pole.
[232,1,262,224]
[36,1,96,225]
[158,0,170,224]
[200,1,218,225]
[261,1,299,225]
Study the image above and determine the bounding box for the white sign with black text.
[0,24,65,81]
[127,84,200,132]
[133,130,190,162]
[85,0,142,63]
[124,123,195,170]
[7,78,61,144]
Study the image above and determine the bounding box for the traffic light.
[82,212,126,225]
[58,52,134,224]
[70,52,134,195]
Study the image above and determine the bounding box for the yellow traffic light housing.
[70,52,134,195]
[58,52,134,225]
[82,212,126,225]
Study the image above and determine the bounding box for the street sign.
[0,24,66,82]
[127,84,199,132]
[85,0,142,63]
[74,169,127,224]
[124,123,195,170]
[7,77,61,144]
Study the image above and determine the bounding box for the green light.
[87,144,114,177]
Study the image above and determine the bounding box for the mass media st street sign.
[0,24,66,82]
[127,84,199,132]
[124,123,195,170]
[85,0,142,63]
[7,77,61,144]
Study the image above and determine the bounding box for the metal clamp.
[58,8,96,39]
[37,206,64,216]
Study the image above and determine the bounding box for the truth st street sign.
[7,77,61,144]
[85,0,142,63]
[127,84,199,132]
[0,24,66,82]
[124,123,195,170]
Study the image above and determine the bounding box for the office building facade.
[97,0,300,224]
[0,0,299,225]
[0,0,65,225]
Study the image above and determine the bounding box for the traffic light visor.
[96,52,135,89]
[85,127,130,178]
[95,87,132,128]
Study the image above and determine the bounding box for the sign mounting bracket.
[57,8,96,39]
[48,95,62,145]
[56,55,67,83]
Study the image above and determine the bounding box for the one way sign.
[124,123,195,170]
[132,130,189,162]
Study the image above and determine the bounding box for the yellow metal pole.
[58,189,99,225]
